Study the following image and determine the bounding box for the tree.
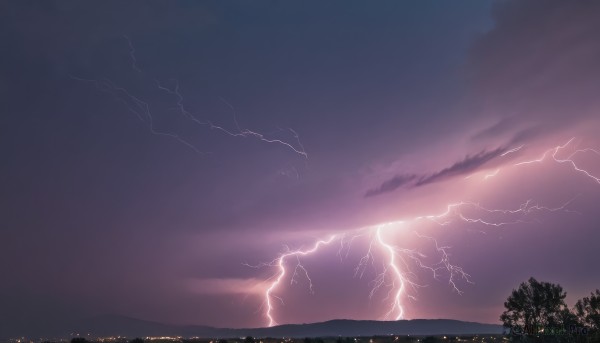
[575,289,600,331]
[245,336,255,343]
[557,307,579,328]
[500,277,569,333]
[71,338,88,343]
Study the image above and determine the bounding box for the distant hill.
[222,319,503,338]
[3,315,503,340]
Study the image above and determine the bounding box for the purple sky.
[1,0,600,333]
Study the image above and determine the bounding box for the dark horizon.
[1,315,505,340]
[1,0,600,334]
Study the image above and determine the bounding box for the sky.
[2,0,600,335]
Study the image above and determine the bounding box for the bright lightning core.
[249,138,600,327]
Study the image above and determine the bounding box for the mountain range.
[2,315,504,340]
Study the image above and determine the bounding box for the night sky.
[2,0,600,334]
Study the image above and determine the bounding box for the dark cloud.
[364,174,417,197]
[366,147,506,197]
[415,147,506,186]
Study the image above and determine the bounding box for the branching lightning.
[155,79,308,158]
[69,75,208,156]
[252,139,600,327]
[514,138,600,184]
[72,36,308,159]
[244,236,337,326]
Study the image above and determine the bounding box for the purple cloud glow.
[1,0,599,335]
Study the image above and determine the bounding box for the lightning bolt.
[244,236,337,327]
[514,138,600,184]
[252,139,599,326]
[374,224,410,320]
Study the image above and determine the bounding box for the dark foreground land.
[4,316,598,343]
[5,335,507,343]
[8,334,600,343]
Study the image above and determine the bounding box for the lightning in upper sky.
[123,35,142,74]
[69,75,208,156]
[72,36,308,159]
[251,138,600,327]
[514,138,600,184]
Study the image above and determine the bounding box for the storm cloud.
[366,147,506,197]
[2,0,599,333]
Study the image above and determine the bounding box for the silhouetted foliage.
[70,338,89,343]
[557,307,580,329]
[130,338,144,343]
[245,336,255,343]
[500,277,569,332]
[575,289,600,332]
[218,339,228,343]
[422,337,437,343]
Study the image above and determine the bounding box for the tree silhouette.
[575,289,600,331]
[70,338,88,343]
[500,277,569,333]
[129,338,144,343]
[244,336,255,343]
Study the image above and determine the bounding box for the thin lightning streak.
[421,197,578,227]
[414,233,473,294]
[501,145,524,157]
[215,98,309,159]
[354,238,375,279]
[70,75,208,155]
[514,138,600,183]
[553,139,600,184]
[155,79,308,158]
[123,35,141,73]
[483,169,500,180]
[75,36,309,159]
[337,233,367,262]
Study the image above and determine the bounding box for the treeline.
[501,277,599,342]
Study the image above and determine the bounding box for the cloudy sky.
[2,0,600,334]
